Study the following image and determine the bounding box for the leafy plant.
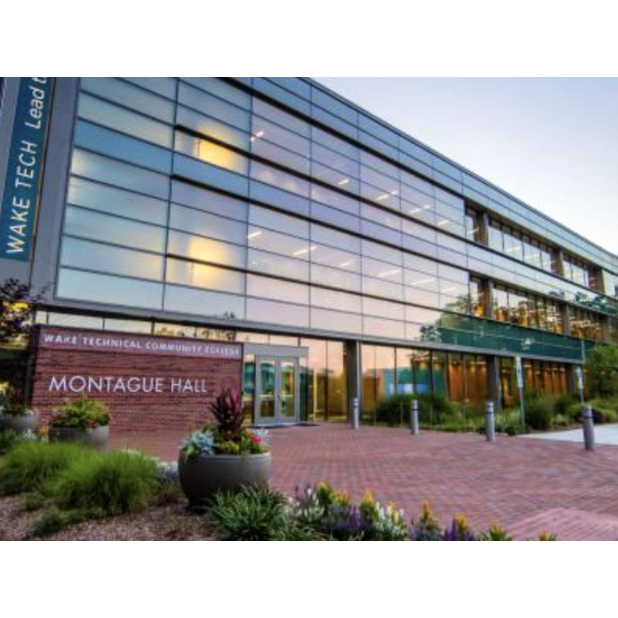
[479,524,513,541]
[0,384,35,417]
[211,390,245,438]
[524,394,554,431]
[179,430,216,458]
[441,514,477,540]
[586,345,618,398]
[537,531,557,541]
[180,390,269,458]
[409,502,444,541]
[52,451,160,516]
[209,484,289,540]
[49,395,110,429]
[292,484,407,541]
[0,441,92,495]
[374,394,457,427]
[0,429,25,455]
[554,394,576,417]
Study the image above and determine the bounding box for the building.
[1,77,617,429]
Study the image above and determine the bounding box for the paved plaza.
[111,424,618,540]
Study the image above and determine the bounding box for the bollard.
[485,401,496,442]
[351,397,360,430]
[410,399,420,436]
[583,405,595,451]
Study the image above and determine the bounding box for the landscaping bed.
[0,494,216,541]
[0,430,556,541]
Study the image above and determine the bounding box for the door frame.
[245,343,308,427]
[254,355,300,426]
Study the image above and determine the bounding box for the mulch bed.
[0,495,217,541]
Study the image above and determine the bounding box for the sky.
[315,78,618,255]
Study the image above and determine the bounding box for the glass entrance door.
[255,357,299,426]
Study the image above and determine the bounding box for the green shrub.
[554,394,576,417]
[0,442,92,495]
[23,492,47,512]
[374,394,457,427]
[49,395,110,429]
[374,394,415,426]
[566,402,584,422]
[524,395,554,431]
[31,509,74,538]
[0,429,22,455]
[586,345,618,398]
[52,451,160,516]
[30,508,89,538]
[209,484,289,540]
[567,399,618,425]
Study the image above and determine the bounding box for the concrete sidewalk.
[524,424,618,446]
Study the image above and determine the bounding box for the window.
[170,204,247,245]
[81,78,175,123]
[247,226,311,259]
[178,82,251,132]
[78,94,173,148]
[469,278,486,317]
[251,161,310,197]
[247,274,310,305]
[61,238,164,281]
[64,206,166,253]
[248,249,309,282]
[487,221,503,252]
[164,285,245,319]
[465,210,483,243]
[58,268,163,310]
[175,132,249,175]
[168,230,246,269]
[171,182,247,222]
[71,149,169,199]
[166,259,245,294]
[67,177,168,226]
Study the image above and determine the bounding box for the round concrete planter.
[48,425,110,448]
[178,452,272,506]
[0,410,39,433]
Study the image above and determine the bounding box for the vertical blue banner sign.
[0,77,54,261]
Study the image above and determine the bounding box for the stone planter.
[48,425,110,448]
[0,411,39,433]
[178,451,272,506]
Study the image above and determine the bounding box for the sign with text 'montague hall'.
[30,326,244,431]
[0,77,54,261]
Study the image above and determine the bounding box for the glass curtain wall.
[362,345,490,417]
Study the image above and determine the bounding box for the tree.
[0,278,42,347]
[0,278,44,402]
[586,345,618,399]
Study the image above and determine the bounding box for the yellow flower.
[454,513,468,527]
[362,489,374,504]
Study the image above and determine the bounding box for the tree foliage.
[0,278,42,347]
[586,345,618,398]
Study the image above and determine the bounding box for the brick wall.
[29,327,243,432]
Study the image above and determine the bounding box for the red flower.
[251,435,261,444]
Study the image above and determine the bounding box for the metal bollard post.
[583,405,595,451]
[485,401,496,442]
[410,399,420,436]
[351,397,360,430]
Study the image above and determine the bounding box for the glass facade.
[361,345,490,419]
[29,77,618,420]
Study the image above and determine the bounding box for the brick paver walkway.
[111,424,618,539]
